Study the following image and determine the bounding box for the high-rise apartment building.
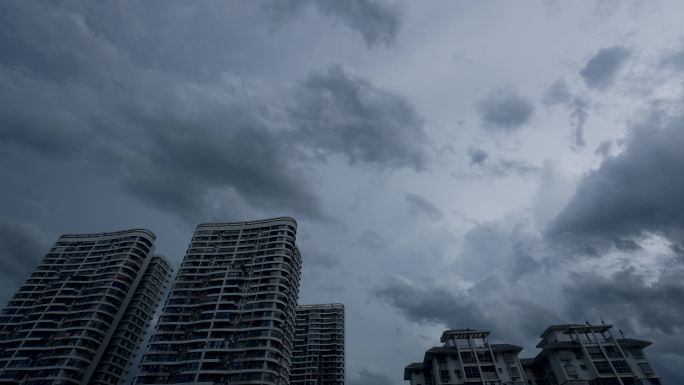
[404,329,527,385]
[135,217,302,385]
[290,304,345,385]
[522,324,661,385]
[0,229,172,385]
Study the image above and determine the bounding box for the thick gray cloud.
[548,110,684,245]
[544,79,590,147]
[290,64,429,170]
[477,88,535,132]
[404,193,442,220]
[660,45,684,71]
[467,147,489,165]
[347,368,397,385]
[0,0,428,223]
[562,265,684,384]
[263,0,402,48]
[563,266,684,335]
[373,276,560,343]
[579,45,631,89]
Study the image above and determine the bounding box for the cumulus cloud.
[579,45,631,89]
[404,193,442,220]
[548,109,684,247]
[290,64,429,170]
[477,87,535,132]
[263,0,402,48]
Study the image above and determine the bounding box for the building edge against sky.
[405,324,661,385]
[0,229,172,385]
[135,217,302,385]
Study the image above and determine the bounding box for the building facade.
[522,324,661,385]
[0,229,171,385]
[135,217,302,385]
[290,304,345,385]
[404,329,527,385]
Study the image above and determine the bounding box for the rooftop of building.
[196,217,298,229]
[298,303,345,310]
[58,228,156,240]
[440,329,490,341]
[539,323,613,339]
[403,363,424,380]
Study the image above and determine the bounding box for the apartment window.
[464,366,480,378]
[604,345,621,358]
[586,346,603,359]
[580,365,588,370]
[439,369,450,384]
[564,365,578,377]
[594,361,612,374]
[638,362,654,374]
[453,369,461,378]
[612,360,631,374]
[461,352,476,364]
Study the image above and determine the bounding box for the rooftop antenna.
[619,329,625,338]
[600,317,606,325]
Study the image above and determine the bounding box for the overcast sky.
[2,1,684,384]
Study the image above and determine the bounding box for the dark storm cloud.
[660,45,684,71]
[373,277,488,328]
[347,368,397,385]
[290,64,429,170]
[543,79,590,147]
[373,276,559,341]
[0,219,47,282]
[563,266,684,335]
[467,147,488,165]
[263,0,402,48]
[477,87,535,132]
[119,124,324,222]
[548,109,684,246]
[457,222,545,282]
[0,0,337,223]
[404,193,442,220]
[579,45,631,89]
